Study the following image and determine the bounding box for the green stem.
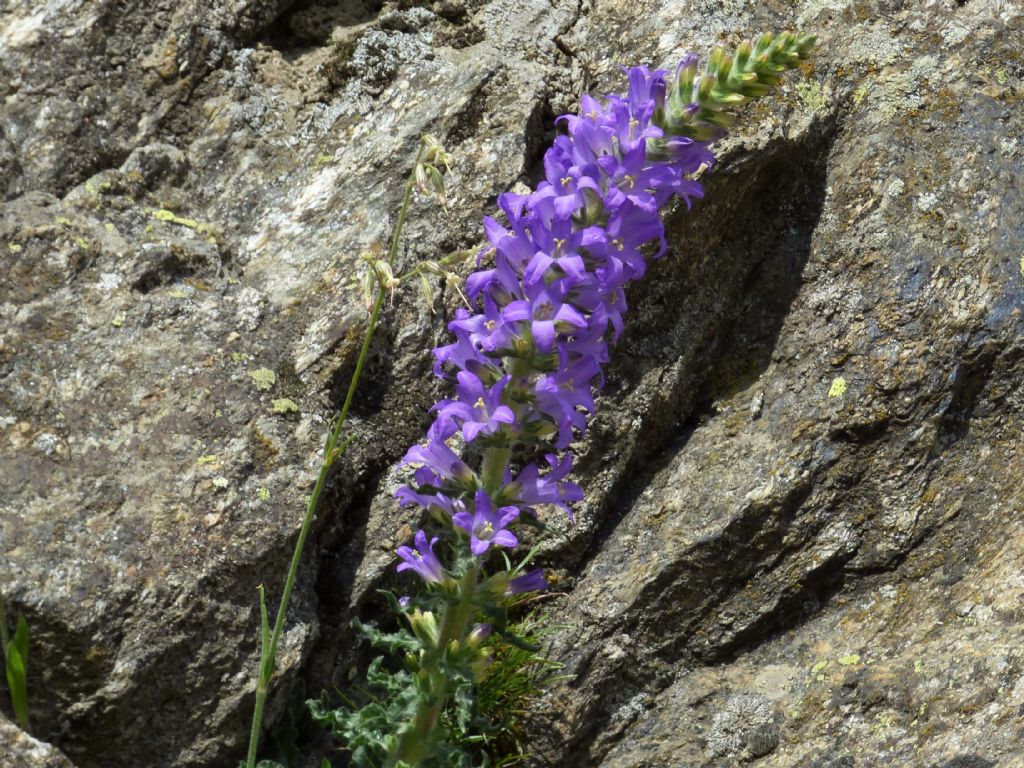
[244,143,425,768]
[480,445,510,495]
[388,144,424,266]
[384,442,508,766]
[387,566,479,767]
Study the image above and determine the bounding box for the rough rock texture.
[1,0,1021,767]
[1,713,76,768]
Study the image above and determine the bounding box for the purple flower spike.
[375,43,816,752]
[453,490,520,557]
[396,530,445,584]
[507,568,548,595]
[398,56,736,618]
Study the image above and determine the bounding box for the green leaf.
[13,614,27,664]
[258,586,273,681]
[6,614,28,729]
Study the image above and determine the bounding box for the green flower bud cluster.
[656,31,816,144]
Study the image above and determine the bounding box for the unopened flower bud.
[734,40,752,70]
[697,73,716,102]
[469,648,493,681]
[408,608,440,647]
[467,623,492,648]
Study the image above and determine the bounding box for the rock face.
[0,0,1021,767]
[1,713,76,768]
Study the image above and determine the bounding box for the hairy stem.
[480,445,511,494]
[244,143,425,768]
[384,444,509,765]
[388,566,479,766]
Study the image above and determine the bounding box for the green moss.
[197,454,219,466]
[256,486,271,501]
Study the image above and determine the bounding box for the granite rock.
[1,713,76,768]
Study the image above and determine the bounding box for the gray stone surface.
[1,713,76,768]
[1,0,1022,767]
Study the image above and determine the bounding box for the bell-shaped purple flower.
[433,372,517,442]
[584,199,668,277]
[502,282,589,354]
[625,65,668,116]
[396,530,445,584]
[507,568,548,595]
[506,453,583,519]
[521,216,589,288]
[531,163,604,222]
[401,431,477,487]
[395,466,462,520]
[453,490,520,557]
